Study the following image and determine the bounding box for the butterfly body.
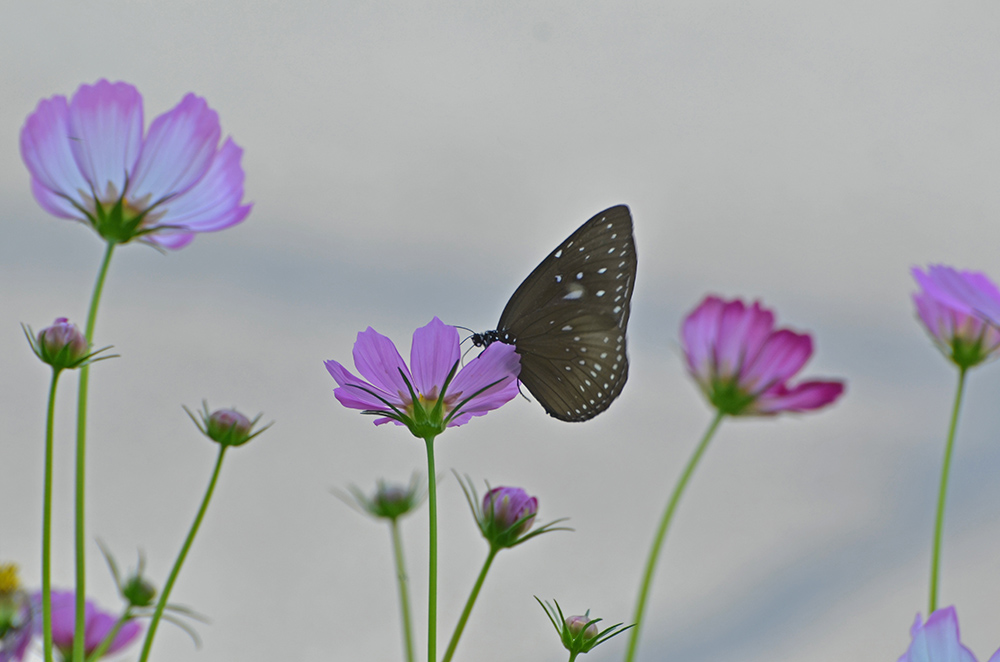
[471,205,636,422]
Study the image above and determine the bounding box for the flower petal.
[67,80,144,202]
[324,359,401,411]
[916,265,1000,324]
[447,342,520,423]
[898,607,977,662]
[351,327,413,397]
[20,94,92,216]
[681,296,726,383]
[740,329,812,393]
[715,300,775,379]
[129,93,221,205]
[410,317,460,398]
[753,380,845,414]
[152,137,251,237]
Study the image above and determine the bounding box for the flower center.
[0,563,20,595]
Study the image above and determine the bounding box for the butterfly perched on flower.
[472,205,636,422]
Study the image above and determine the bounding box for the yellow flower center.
[0,563,20,594]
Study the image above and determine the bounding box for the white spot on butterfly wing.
[563,283,585,300]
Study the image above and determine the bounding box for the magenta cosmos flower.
[912,266,1000,369]
[325,317,521,437]
[681,296,844,416]
[20,79,251,249]
[898,607,1000,662]
[35,590,142,660]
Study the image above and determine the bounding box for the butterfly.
[471,205,637,422]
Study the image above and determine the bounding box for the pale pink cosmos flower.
[912,266,1000,369]
[325,317,520,435]
[681,296,844,416]
[898,607,1000,662]
[20,79,250,249]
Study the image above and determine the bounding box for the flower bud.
[122,574,157,608]
[484,486,537,534]
[537,598,634,657]
[338,476,424,523]
[33,318,90,370]
[186,401,270,448]
[481,486,537,548]
[207,409,252,445]
[565,614,598,640]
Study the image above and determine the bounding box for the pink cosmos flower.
[912,266,1000,369]
[325,317,520,435]
[898,607,1000,662]
[35,590,142,659]
[681,296,844,416]
[20,79,251,249]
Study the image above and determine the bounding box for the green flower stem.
[929,367,968,615]
[42,368,62,662]
[424,435,439,662]
[568,652,579,662]
[86,608,132,662]
[73,241,115,662]
[390,518,416,662]
[441,546,499,662]
[137,444,228,662]
[624,410,725,662]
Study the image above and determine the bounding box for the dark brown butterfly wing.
[497,205,636,421]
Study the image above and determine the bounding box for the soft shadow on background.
[4,2,1000,660]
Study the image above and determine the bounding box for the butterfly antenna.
[460,343,477,366]
[452,325,477,345]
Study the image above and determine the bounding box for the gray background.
[3,1,1000,660]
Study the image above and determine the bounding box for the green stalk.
[929,367,968,614]
[137,444,228,662]
[42,369,62,662]
[624,410,725,662]
[424,435,439,662]
[73,242,116,662]
[441,547,498,662]
[390,518,416,662]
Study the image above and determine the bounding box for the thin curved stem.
[137,444,228,662]
[424,436,438,662]
[929,367,967,614]
[42,369,62,662]
[73,242,115,662]
[624,410,725,662]
[390,518,416,662]
[441,547,498,662]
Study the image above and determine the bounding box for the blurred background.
[3,1,1000,660]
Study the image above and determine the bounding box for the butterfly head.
[470,329,516,349]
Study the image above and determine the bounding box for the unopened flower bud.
[122,574,157,608]
[35,318,89,370]
[207,409,252,445]
[481,486,537,549]
[565,615,598,640]
[537,598,634,657]
[338,476,424,522]
[186,401,270,448]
